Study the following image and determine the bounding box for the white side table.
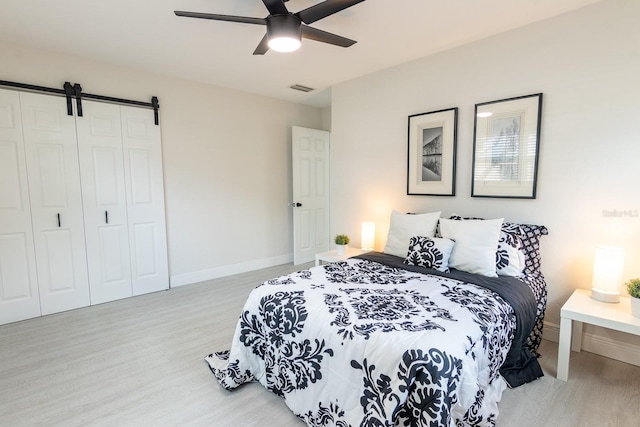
[315,247,366,267]
[557,288,640,381]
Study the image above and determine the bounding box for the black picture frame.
[471,93,543,199]
[407,107,458,196]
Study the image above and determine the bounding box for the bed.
[206,212,548,426]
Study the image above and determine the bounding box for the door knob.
[293,202,302,207]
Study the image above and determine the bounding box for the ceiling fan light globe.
[268,37,301,52]
[266,14,302,53]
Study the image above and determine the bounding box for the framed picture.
[407,107,458,196]
[471,93,543,199]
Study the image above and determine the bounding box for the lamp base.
[591,288,620,303]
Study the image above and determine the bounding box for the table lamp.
[591,246,625,303]
[361,222,375,251]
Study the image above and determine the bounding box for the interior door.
[120,105,169,295]
[291,126,330,265]
[76,100,133,304]
[0,89,42,324]
[20,92,91,315]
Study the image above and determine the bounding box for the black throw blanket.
[355,252,543,387]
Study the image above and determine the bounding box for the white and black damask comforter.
[206,253,544,426]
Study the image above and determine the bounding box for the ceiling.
[1,0,601,108]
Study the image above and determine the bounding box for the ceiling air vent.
[290,84,314,93]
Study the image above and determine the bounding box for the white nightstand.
[314,247,367,267]
[557,288,640,381]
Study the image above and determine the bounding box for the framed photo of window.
[407,107,458,196]
[471,93,543,199]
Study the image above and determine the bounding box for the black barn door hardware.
[152,96,160,126]
[0,79,161,125]
[73,83,83,117]
[64,82,74,115]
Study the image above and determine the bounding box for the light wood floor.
[1,262,640,427]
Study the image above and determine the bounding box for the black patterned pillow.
[514,223,548,276]
[449,215,547,276]
[404,236,455,272]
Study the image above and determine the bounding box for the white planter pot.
[336,244,347,256]
[630,297,640,318]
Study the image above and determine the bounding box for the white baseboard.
[543,321,640,367]
[542,321,560,343]
[169,253,294,287]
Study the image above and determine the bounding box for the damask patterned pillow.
[404,236,455,272]
[496,223,526,277]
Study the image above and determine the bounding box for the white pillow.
[439,218,504,277]
[383,210,441,258]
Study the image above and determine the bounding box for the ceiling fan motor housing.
[267,14,302,51]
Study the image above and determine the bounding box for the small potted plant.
[626,278,640,318]
[335,234,350,255]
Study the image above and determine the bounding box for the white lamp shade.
[361,222,375,251]
[591,246,625,303]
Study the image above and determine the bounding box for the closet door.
[76,100,133,304]
[121,106,169,295]
[0,89,41,324]
[20,92,90,315]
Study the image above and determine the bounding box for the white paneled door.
[121,106,169,296]
[291,126,330,265]
[20,92,91,315]
[0,89,42,324]
[76,101,133,304]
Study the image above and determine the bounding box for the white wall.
[0,40,324,285]
[330,0,640,351]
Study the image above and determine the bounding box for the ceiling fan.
[175,0,365,55]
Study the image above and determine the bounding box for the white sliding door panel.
[0,89,41,324]
[121,106,168,295]
[76,101,132,304]
[20,92,90,315]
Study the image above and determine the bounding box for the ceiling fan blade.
[297,0,365,25]
[253,34,270,55]
[261,0,289,16]
[301,26,356,47]
[174,11,266,25]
